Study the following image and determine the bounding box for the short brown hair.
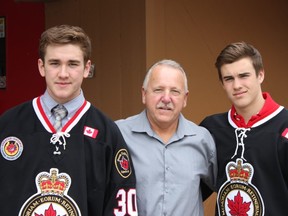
[215,42,264,81]
[39,24,92,63]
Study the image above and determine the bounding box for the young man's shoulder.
[201,112,228,124]
[0,100,33,119]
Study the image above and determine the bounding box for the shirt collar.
[230,92,280,128]
[41,89,85,117]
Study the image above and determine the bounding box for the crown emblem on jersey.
[227,159,252,183]
[37,168,70,196]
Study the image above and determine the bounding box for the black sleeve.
[201,180,214,201]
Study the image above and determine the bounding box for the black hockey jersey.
[0,97,137,216]
[201,106,288,216]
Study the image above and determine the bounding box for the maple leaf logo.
[34,203,60,216]
[119,156,129,170]
[227,191,251,216]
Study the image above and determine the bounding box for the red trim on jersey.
[282,128,288,140]
[36,96,55,132]
[230,92,280,128]
[35,96,88,133]
[61,100,87,132]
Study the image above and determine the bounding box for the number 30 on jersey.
[114,189,137,216]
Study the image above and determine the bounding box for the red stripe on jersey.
[282,128,288,140]
[36,96,55,132]
[61,100,88,132]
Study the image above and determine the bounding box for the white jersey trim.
[32,97,91,133]
[228,106,284,128]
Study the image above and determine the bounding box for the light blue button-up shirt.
[40,90,85,126]
[116,110,217,216]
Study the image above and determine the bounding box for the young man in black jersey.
[0,25,137,216]
[201,41,288,215]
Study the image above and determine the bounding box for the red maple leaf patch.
[35,203,57,216]
[227,191,251,216]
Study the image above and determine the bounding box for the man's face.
[142,65,188,130]
[220,57,264,111]
[38,44,90,104]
